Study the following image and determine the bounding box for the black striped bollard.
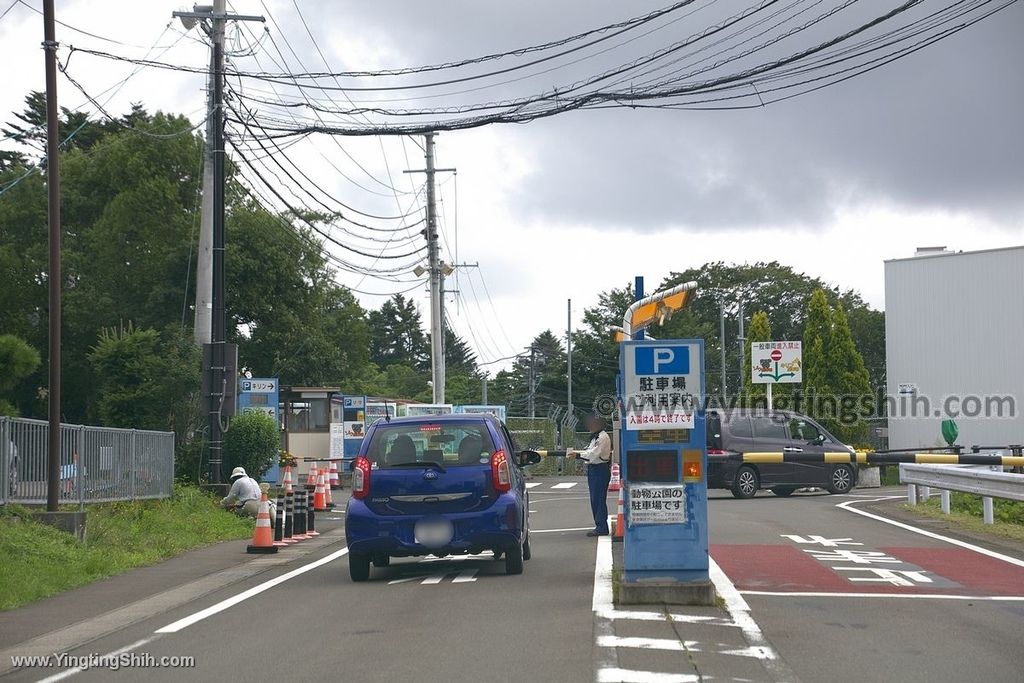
[273,493,286,547]
[306,487,320,537]
[283,491,296,543]
[293,490,308,539]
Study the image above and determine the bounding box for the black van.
[707,409,857,499]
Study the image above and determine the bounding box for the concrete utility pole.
[737,298,746,399]
[173,3,263,484]
[719,298,727,403]
[566,299,573,418]
[42,0,61,511]
[194,48,216,345]
[424,133,444,404]
[481,376,488,405]
[528,345,537,419]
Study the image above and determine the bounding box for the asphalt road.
[5,481,1024,683]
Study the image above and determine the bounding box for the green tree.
[802,289,834,417]
[222,410,279,478]
[743,312,771,407]
[827,302,873,443]
[367,294,429,371]
[0,334,40,416]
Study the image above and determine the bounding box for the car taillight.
[352,456,371,499]
[491,450,511,493]
[707,449,728,456]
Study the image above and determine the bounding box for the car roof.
[375,413,498,425]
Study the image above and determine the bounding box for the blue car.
[345,414,541,581]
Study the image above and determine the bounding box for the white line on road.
[552,482,579,489]
[741,590,1024,601]
[709,557,790,679]
[597,635,693,652]
[592,535,620,681]
[421,573,447,585]
[532,526,593,533]
[837,497,1024,568]
[597,669,700,683]
[526,482,542,488]
[452,569,479,583]
[154,547,349,633]
[37,637,157,683]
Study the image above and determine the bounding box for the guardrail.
[1,416,174,506]
[899,463,1024,525]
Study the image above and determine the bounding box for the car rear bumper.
[345,494,524,557]
[707,457,737,488]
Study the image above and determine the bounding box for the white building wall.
[884,246,1024,450]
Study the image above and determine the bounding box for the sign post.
[618,339,714,604]
[750,341,802,409]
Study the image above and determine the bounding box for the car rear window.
[365,421,496,468]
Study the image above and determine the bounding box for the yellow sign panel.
[629,289,692,331]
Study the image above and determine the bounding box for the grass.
[901,492,1024,544]
[0,485,253,611]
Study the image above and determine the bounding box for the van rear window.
[365,422,496,468]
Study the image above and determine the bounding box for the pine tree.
[802,289,834,428]
[743,311,771,408]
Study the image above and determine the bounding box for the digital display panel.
[626,449,679,483]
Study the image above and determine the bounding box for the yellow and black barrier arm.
[731,451,1024,467]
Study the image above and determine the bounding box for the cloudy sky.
[2,1,1022,371]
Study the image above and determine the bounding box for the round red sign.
[770,349,783,361]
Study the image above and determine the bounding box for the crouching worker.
[221,466,262,518]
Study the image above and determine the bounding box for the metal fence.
[1,416,174,506]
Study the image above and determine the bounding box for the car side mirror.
[518,450,542,467]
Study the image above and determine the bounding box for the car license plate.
[414,518,453,548]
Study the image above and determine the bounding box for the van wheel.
[731,467,759,499]
[349,553,371,582]
[828,465,854,494]
[505,542,524,575]
[372,553,390,568]
[771,487,796,497]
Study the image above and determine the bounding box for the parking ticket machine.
[618,339,712,601]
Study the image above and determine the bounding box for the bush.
[222,411,279,478]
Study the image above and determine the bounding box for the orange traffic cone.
[612,487,625,543]
[282,465,294,494]
[313,468,327,511]
[324,467,334,508]
[609,463,622,492]
[247,487,279,554]
[329,460,340,490]
[306,462,318,488]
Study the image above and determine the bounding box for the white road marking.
[597,635,693,651]
[710,557,792,680]
[552,482,578,489]
[387,577,419,585]
[837,497,1024,568]
[597,669,700,683]
[526,482,542,489]
[592,535,620,680]
[741,590,1024,601]
[155,547,349,633]
[37,637,157,683]
[598,609,737,627]
[452,569,479,583]
[532,526,593,533]
[421,573,447,585]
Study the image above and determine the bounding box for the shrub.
[222,411,279,478]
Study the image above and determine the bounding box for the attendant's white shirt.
[576,431,611,465]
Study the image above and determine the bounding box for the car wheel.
[372,553,390,568]
[771,487,796,497]
[522,531,532,561]
[731,466,759,499]
[349,552,371,582]
[828,465,854,494]
[505,541,524,575]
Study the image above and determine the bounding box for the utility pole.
[528,345,536,419]
[737,298,746,401]
[404,133,455,404]
[566,298,573,417]
[719,298,727,404]
[194,47,215,345]
[173,3,263,485]
[481,376,488,405]
[42,0,61,511]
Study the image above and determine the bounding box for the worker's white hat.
[229,466,247,479]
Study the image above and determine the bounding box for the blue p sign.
[635,345,689,375]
